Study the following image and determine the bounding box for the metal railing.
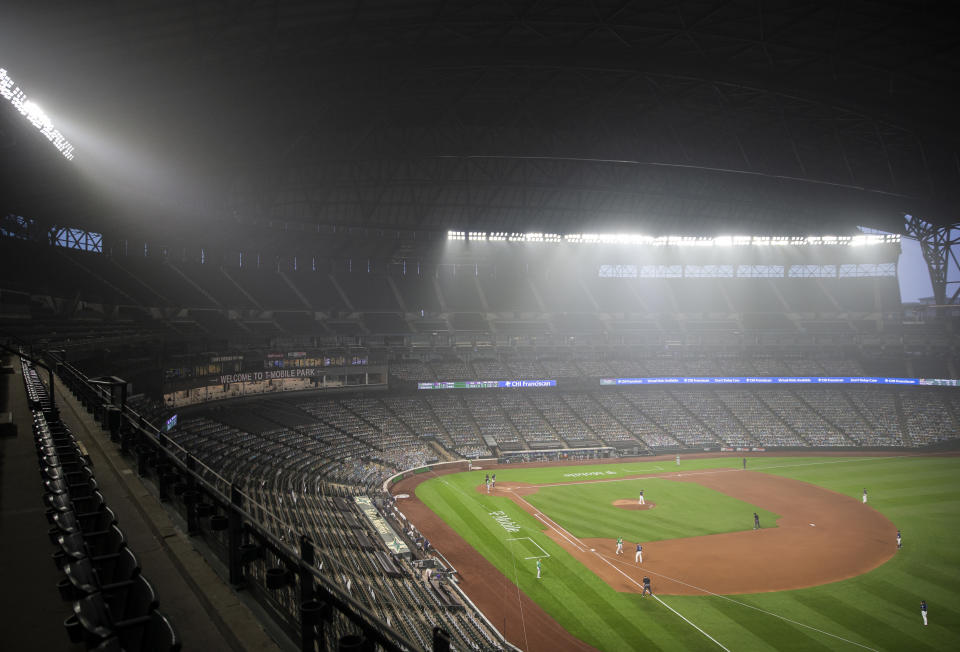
[45,351,436,652]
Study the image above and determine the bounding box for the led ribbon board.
[600,377,958,386]
[0,68,75,160]
[418,379,557,390]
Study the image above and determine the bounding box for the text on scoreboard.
[600,377,959,386]
[418,379,557,390]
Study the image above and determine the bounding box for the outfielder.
[616,536,623,555]
[638,489,645,505]
[921,600,928,626]
[635,543,643,564]
[675,454,680,466]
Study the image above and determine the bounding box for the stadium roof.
[2,1,959,241]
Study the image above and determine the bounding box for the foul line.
[594,552,879,652]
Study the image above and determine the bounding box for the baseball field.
[393,454,960,651]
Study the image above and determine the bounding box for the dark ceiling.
[2,0,959,242]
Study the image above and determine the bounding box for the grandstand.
[3,3,960,651]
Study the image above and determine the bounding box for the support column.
[904,215,960,306]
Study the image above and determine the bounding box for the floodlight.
[0,68,75,160]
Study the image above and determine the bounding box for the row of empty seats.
[165,414,504,650]
[22,358,180,652]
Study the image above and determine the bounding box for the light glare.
[0,68,75,160]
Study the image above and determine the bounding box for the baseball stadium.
[1,3,959,652]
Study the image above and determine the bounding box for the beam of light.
[0,68,75,160]
[448,231,900,247]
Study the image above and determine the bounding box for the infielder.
[921,600,928,626]
[616,536,623,555]
[638,489,645,505]
[536,559,541,579]
[635,543,643,563]
[862,488,868,504]
[753,512,760,530]
[897,529,902,550]
[491,473,496,489]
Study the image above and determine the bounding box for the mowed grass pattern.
[417,456,960,651]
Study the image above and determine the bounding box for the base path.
[500,469,897,595]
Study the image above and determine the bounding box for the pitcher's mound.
[613,500,656,511]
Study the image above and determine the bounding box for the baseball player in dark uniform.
[921,600,928,626]
[742,457,747,469]
[753,512,760,530]
[641,576,652,596]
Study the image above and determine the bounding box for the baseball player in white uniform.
[616,536,623,555]
[862,488,868,504]
[635,543,643,563]
[638,489,645,505]
[536,559,541,579]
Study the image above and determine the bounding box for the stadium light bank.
[0,68,75,160]
[448,231,900,247]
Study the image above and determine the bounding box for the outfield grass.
[416,456,960,651]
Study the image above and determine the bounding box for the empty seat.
[57,523,126,567]
[64,547,140,596]
[72,575,159,647]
